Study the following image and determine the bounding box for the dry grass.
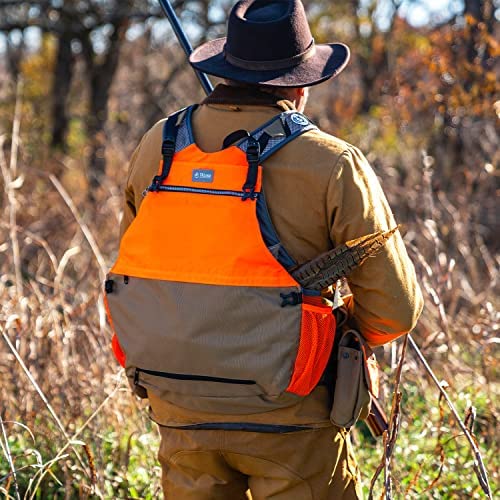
[0,82,498,498]
[0,88,162,498]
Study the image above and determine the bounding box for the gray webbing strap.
[237,111,317,162]
[173,104,197,153]
[172,107,316,159]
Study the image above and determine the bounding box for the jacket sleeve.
[326,147,423,346]
[119,130,152,240]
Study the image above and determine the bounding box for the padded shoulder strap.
[236,111,317,162]
[147,105,196,191]
[234,111,316,271]
[171,104,198,153]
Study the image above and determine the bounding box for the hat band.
[224,39,316,71]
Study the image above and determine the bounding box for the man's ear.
[295,87,309,113]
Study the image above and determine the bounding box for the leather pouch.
[330,329,380,428]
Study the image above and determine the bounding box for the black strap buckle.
[104,279,115,294]
[246,140,259,163]
[161,138,176,158]
[147,114,179,191]
[242,138,260,201]
[149,137,176,191]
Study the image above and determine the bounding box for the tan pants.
[158,425,363,499]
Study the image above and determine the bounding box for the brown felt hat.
[189,0,350,88]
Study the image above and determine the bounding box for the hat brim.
[189,38,350,88]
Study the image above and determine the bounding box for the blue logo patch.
[291,113,309,126]
[192,169,214,183]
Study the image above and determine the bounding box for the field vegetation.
[0,0,498,498]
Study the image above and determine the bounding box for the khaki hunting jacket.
[118,84,423,427]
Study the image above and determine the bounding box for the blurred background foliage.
[0,0,498,498]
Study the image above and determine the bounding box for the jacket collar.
[202,84,296,111]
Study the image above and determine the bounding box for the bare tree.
[0,0,227,191]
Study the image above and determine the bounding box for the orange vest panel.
[112,144,297,288]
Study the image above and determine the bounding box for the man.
[116,0,423,498]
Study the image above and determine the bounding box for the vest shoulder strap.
[156,106,308,271]
[236,111,318,162]
[164,106,317,160]
[171,104,198,153]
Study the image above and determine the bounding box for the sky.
[398,0,465,27]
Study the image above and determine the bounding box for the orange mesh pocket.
[104,293,126,367]
[286,296,336,396]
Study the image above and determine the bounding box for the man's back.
[118,83,422,430]
[122,85,422,351]
[111,2,424,497]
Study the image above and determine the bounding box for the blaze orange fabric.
[286,300,336,396]
[155,144,263,192]
[111,334,126,368]
[103,293,126,367]
[111,144,296,288]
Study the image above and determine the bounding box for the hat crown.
[226,0,314,64]
[189,0,350,88]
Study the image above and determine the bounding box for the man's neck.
[202,84,295,109]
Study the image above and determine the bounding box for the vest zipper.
[144,185,258,199]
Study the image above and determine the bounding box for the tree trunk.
[6,33,24,81]
[50,31,75,151]
[464,0,482,20]
[87,85,110,193]
[82,11,130,195]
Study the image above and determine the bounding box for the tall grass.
[0,84,498,499]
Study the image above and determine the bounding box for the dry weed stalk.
[368,335,408,500]
[408,336,492,498]
[368,335,492,498]
[404,153,493,497]
[1,323,89,479]
[48,175,107,279]
[25,383,121,500]
[0,81,118,493]
[405,390,447,496]
[0,79,24,302]
[0,413,21,500]
[0,78,24,500]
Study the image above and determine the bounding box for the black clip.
[148,115,178,191]
[161,138,176,158]
[150,138,176,191]
[104,279,115,294]
[280,291,303,307]
[149,175,163,192]
[242,138,260,201]
[246,139,259,163]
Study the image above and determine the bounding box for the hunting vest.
[104,105,337,414]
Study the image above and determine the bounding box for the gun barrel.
[158,0,213,95]
[365,396,389,438]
